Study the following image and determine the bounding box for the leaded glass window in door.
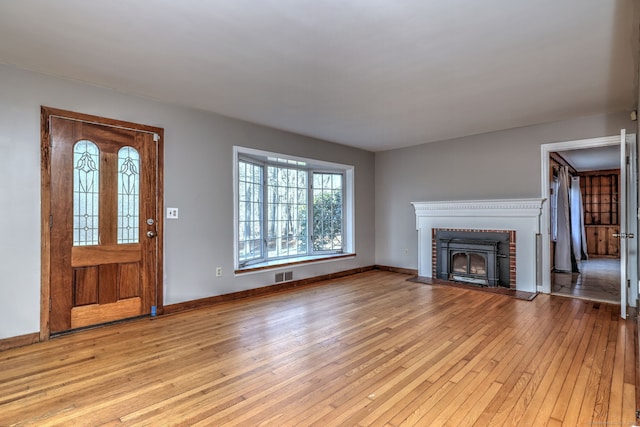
[73,140,100,246]
[117,146,140,244]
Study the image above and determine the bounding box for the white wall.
[375,112,636,269]
[0,64,375,340]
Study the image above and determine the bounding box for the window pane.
[117,146,140,244]
[73,140,100,246]
[267,165,307,258]
[238,161,263,262]
[236,151,351,268]
[312,172,343,251]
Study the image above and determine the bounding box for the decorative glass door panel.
[49,115,158,333]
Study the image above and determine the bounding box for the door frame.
[539,133,637,307]
[40,106,164,340]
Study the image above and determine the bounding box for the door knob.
[147,231,157,238]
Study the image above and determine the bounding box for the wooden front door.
[43,107,163,334]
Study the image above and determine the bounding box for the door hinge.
[49,215,53,229]
[153,133,159,142]
[49,299,52,312]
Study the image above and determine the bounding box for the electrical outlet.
[167,208,179,219]
[216,267,222,277]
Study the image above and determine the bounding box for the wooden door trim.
[40,106,164,340]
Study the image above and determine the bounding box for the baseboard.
[164,265,377,315]
[0,332,40,352]
[375,265,418,276]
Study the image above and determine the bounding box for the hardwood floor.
[552,257,620,304]
[0,271,636,426]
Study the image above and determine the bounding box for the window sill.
[235,253,355,275]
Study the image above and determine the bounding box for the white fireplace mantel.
[411,198,546,293]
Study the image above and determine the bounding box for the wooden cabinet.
[585,225,619,257]
[581,172,619,226]
[580,169,620,257]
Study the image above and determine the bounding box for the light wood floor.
[0,271,636,426]
[552,257,620,304]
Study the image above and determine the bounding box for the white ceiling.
[0,0,638,152]
[556,146,621,172]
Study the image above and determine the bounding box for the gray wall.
[375,112,636,269]
[2,60,636,341]
[0,64,375,340]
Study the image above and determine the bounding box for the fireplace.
[435,230,511,287]
[412,199,545,293]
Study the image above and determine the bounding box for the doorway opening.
[540,133,637,315]
[549,149,620,304]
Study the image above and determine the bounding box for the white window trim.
[233,146,354,272]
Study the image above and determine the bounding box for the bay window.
[235,147,353,270]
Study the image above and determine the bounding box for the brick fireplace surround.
[412,199,545,293]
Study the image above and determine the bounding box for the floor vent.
[275,271,293,283]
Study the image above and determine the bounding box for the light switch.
[167,208,179,219]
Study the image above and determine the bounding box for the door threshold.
[50,314,152,338]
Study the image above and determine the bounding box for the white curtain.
[550,175,560,242]
[570,176,588,266]
[555,166,572,272]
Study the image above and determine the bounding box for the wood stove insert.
[435,229,511,288]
